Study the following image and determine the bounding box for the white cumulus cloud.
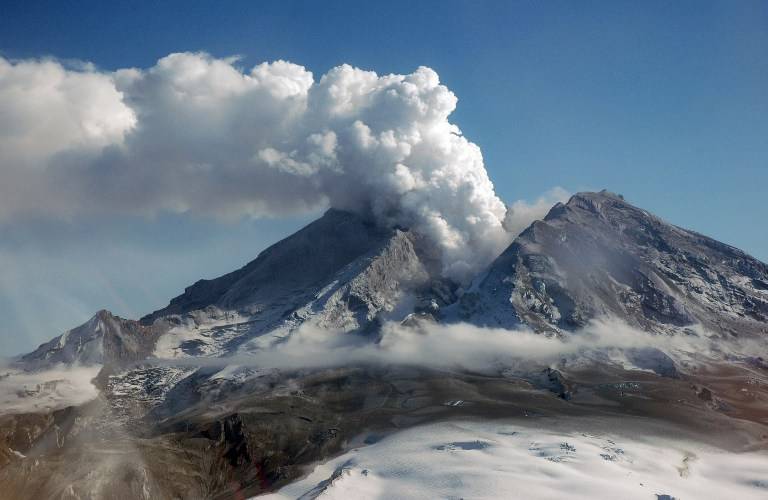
[0,52,565,281]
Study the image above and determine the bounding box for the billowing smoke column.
[0,53,556,281]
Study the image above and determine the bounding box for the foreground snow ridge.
[261,421,768,500]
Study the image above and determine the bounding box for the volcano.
[2,191,767,499]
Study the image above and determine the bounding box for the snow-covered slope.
[149,225,440,359]
[151,217,450,359]
[142,209,394,322]
[460,190,768,337]
[262,419,768,500]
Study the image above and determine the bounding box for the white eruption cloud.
[0,53,565,280]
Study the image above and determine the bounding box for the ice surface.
[261,420,768,500]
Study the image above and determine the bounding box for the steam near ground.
[157,317,762,375]
[2,316,762,418]
[0,53,567,281]
[0,362,101,414]
[2,321,766,498]
[261,420,768,500]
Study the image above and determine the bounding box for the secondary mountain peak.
[462,191,768,336]
[21,309,158,368]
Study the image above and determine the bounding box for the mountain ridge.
[22,208,447,366]
[19,190,768,368]
[460,190,768,336]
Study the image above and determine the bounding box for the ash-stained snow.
[262,420,768,500]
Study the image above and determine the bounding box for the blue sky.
[1,0,766,354]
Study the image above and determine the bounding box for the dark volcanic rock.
[541,368,577,400]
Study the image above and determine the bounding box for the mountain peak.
[23,206,449,366]
[569,189,624,204]
[545,190,625,218]
[141,208,390,324]
[22,310,158,367]
[463,190,768,335]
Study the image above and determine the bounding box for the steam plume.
[0,53,565,279]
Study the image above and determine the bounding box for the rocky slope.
[21,310,159,368]
[22,208,450,366]
[143,208,454,359]
[142,209,395,323]
[460,190,768,337]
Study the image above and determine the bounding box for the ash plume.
[0,53,566,281]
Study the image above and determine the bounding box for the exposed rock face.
[141,209,395,323]
[21,310,159,368]
[142,210,446,358]
[461,190,768,336]
[24,209,447,365]
[287,229,433,334]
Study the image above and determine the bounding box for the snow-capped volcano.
[23,208,454,366]
[3,191,768,499]
[23,191,767,368]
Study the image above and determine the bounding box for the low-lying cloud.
[0,53,566,281]
[5,317,762,416]
[161,317,753,375]
[0,362,101,415]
